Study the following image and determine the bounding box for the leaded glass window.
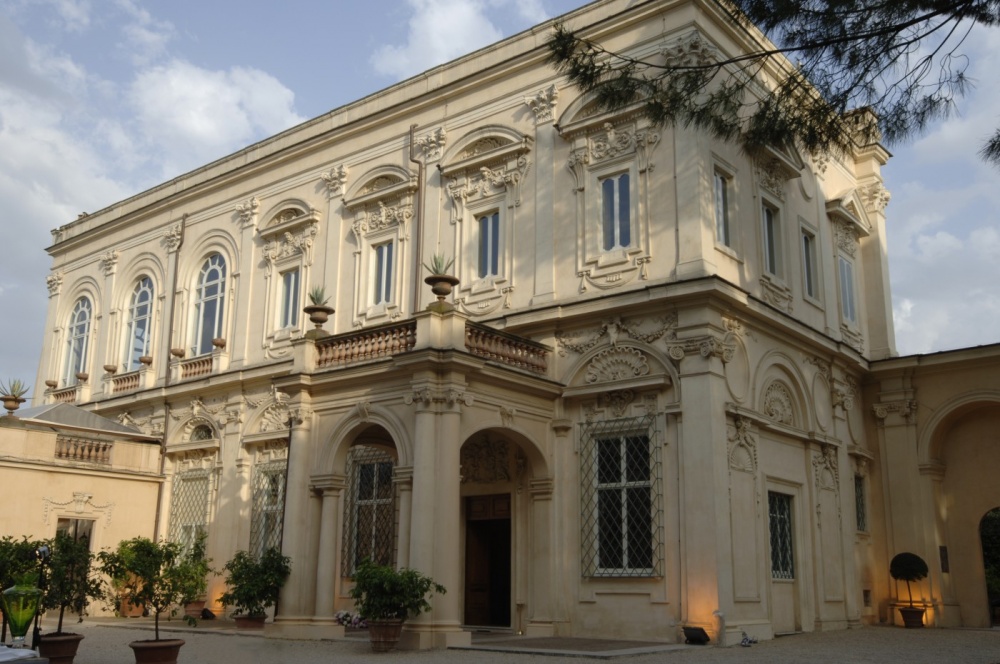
[580,414,662,577]
[250,459,287,558]
[768,491,794,580]
[168,469,211,553]
[125,277,154,371]
[342,445,396,575]
[854,475,868,532]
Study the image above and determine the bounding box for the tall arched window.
[63,297,92,385]
[194,254,226,356]
[125,277,154,371]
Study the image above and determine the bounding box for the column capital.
[309,473,346,495]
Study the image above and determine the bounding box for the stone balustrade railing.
[316,321,417,368]
[112,371,141,393]
[465,322,549,375]
[56,436,113,464]
[49,386,78,404]
[179,356,213,379]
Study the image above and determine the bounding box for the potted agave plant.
[97,538,188,663]
[0,378,29,416]
[890,551,929,628]
[348,560,445,652]
[303,286,335,333]
[38,532,102,664]
[422,253,458,303]
[218,548,291,629]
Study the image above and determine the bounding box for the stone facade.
[23,0,999,647]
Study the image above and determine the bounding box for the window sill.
[714,243,741,261]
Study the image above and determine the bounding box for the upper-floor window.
[478,212,500,278]
[714,171,732,248]
[601,173,631,251]
[194,254,226,356]
[125,277,154,371]
[839,256,857,323]
[801,229,819,300]
[762,202,782,277]
[63,297,92,386]
[373,241,394,306]
[279,269,300,329]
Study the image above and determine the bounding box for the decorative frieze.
[812,443,840,492]
[860,179,891,214]
[835,220,859,257]
[756,158,787,200]
[42,492,113,526]
[461,437,510,484]
[585,347,650,383]
[320,164,349,198]
[759,276,794,312]
[840,324,865,353]
[599,389,634,417]
[555,314,677,356]
[352,201,413,239]
[524,84,558,124]
[262,223,318,269]
[661,30,720,68]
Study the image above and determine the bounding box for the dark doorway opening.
[980,507,1000,626]
[464,494,511,628]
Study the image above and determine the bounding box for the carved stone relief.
[417,127,447,161]
[320,165,349,198]
[524,85,558,124]
[46,272,64,297]
[763,382,794,426]
[727,416,758,473]
[585,348,650,383]
[162,223,183,253]
[461,437,510,484]
[759,276,793,312]
[42,492,114,526]
[813,443,839,492]
[556,314,677,356]
[98,250,120,276]
[236,196,260,228]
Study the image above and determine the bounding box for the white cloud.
[113,0,174,65]
[128,60,305,178]
[371,0,551,80]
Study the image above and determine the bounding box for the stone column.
[430,392,464,634]
[525,478,554,636]
[277,405,314,623]
[525,85,557,305]
[312,476,346,622]
[158,220,184,388]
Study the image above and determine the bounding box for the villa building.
[21,0,1000,647]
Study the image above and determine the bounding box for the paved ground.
[21,618,1000,663]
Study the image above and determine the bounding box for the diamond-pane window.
[854,475,867,532]
[342,445,396,576]
[168,469,211,553]
[581,415,662,577]
[768,491,795,580]
[250,459,287,558]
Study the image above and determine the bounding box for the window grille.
[768,491,794,579]
[854,475,867,532]
[580,414,662,577]
[342,445,396,576]
[168,469,211,553]
[250,459,287,558]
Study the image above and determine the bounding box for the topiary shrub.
[889,552,929,607]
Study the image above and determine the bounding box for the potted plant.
[97,538,187,663]
[0,378,29,415]
[218,548,291,629]
[302,286,335,331]
[890,551,929,628]
[176,532,213,620]
[38,532,102,664]
[422,253,459,303]
[0,536,42,644]
[348,560,446,652]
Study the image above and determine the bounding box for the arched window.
[125,277,154,371]
[63,297,92,385]
[194,254,226,356]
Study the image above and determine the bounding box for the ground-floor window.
[56,518,94,549]
[342,445,396,575]
[580,414,662,577]
[168,469,211,553]
[250,459,287,558]
[768,491,795,580]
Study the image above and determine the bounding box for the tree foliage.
[218,548,291,618]
[548,0,1000,165]
[41,532,102,634]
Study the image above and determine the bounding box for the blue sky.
[1,0,998,393]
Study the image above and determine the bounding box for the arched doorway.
[980,507,1000,626]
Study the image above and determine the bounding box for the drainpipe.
[408,124,424,313]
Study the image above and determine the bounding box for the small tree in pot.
[218,548,291,628]
[97,538,187,663]
[176,532,213,620]
[890,551,929,628]
[348,560,445,652]
[38,532,102,664]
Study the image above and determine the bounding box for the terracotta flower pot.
[183,600,206,619]
[899,606,926,628]
[128,638,184,664]
[367,618,405,652]
[38,632,84,664]
[234,614,267,629]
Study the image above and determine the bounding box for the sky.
[0,0,998,393]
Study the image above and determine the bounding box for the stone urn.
[424,274,460,302]
[2,396,25,414]
[303,305,335,329]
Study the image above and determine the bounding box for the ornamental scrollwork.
[320,165,349,198]
[763,382,794,425]
[524,84,558,124]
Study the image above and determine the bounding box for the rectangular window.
[250,459,287,558]
[854,475,868,532]
[373,241,394,306]
[280,269,300,329]
[581,415,662,577]
[342,445,396,575]
[601,173,631,251]
[762,203,781,276]
[56,518,95,549]
[768,491,795,580]
[714,171,732,247]
[839,256,857,323]
[802,229,818,298]
[167,469,210,554]
[478,212,501,278]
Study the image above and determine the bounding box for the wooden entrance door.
[464,494,511,627]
